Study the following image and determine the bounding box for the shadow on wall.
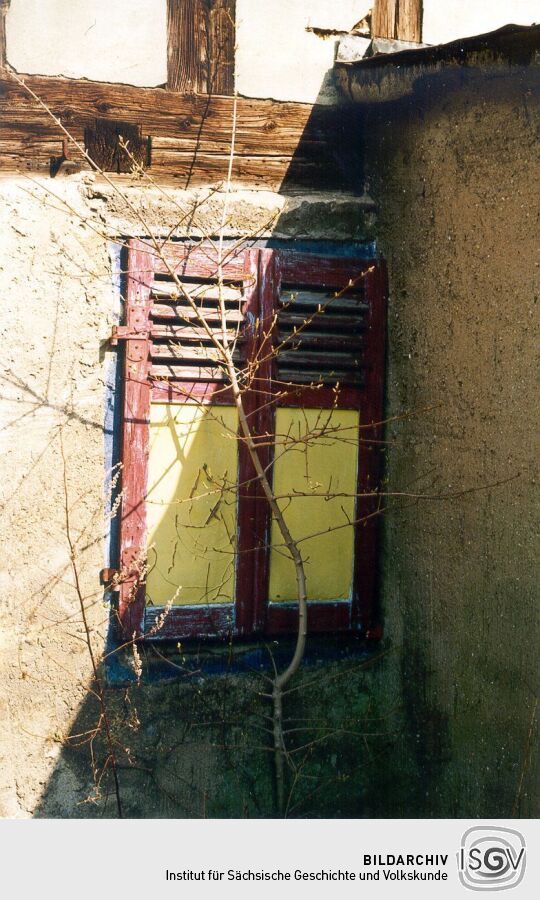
[33,653,408,819]
[362,60,540,819]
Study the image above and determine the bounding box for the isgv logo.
[458,827,526,891]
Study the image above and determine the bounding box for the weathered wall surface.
[362,62,540,816]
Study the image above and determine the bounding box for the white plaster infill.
[5,0,167,87]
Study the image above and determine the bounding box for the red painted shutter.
[116,241,386,641]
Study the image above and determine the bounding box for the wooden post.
[167,0,236,94]
[0,1,10,69]
[372,0,423,43]
[371,0,396,41]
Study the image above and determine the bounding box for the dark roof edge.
[335,23,540,72]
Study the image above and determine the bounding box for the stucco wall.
[423,0,540,45]
[6,0,167,86]
[235,0,370,104]
[0,178,113,816]
[363,60,539,816]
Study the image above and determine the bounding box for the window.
[115,240,386,641]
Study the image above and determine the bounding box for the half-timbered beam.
[167,0,236,94]
[0,73,361,191]
[372,0,423,43]
[0,1,10,69]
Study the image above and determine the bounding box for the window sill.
[103,627,384,687]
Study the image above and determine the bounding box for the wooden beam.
[396,0,423,42]
[372,0,422,42]
[371,0,396,41]
[0,74,361,191]
[0,1,10,70]
[167,0,236,95]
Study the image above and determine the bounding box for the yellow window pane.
[146,403,238,606]
[269,407,359,603]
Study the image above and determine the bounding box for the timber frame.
[167,0,236,94]
[0,73,361,191]
[0,0,364,191]
[0,1,8,70]
[372,0,423,43]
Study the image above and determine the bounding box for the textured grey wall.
[364,61,540,817]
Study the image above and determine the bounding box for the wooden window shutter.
[115,241,386,642]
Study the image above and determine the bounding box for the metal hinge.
[100,567,120,590]
[109,325,149,346]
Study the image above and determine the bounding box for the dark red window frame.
[116,240,386,642]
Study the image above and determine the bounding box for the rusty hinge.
[109,325,149,346]
[100,567,120,589]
